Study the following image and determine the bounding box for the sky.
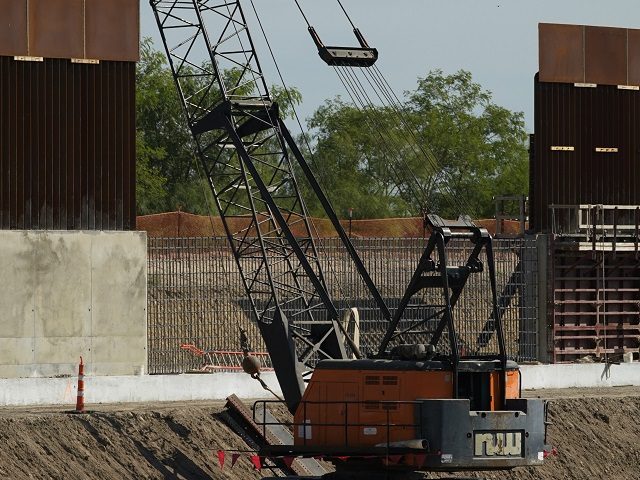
[140,0,640,133]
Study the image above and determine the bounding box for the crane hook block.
[308,26,378,67]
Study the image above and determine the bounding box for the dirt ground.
[0,387,638,480]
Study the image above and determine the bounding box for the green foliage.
[135,38,201,214]
[305,69,529,219]
[135,131,168,214]
[136,38,527,220]
[135,38,303,215]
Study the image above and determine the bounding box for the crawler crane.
[150,1,549,478]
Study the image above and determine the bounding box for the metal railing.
[550,204,640,251]
[147,236,539,373]
[494,195,528,237]
[253,399,421,450]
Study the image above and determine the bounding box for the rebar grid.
[148,236,538,373]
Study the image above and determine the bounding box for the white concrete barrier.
[0,363,638,407]
[0,372,282,407]
[520,363,640,390]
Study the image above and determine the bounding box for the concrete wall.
[0,231,147,378]
[0,372,282,406]
[0,364,637,407]
[520,363,640,390]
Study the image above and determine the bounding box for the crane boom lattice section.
[150,1,337,353]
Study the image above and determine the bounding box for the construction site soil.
[0,387,637,480]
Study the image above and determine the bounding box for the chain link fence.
[148,236,538,374]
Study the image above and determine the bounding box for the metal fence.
[148,236,538,374]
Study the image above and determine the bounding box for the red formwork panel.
[551,245,640,362]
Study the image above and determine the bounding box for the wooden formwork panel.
[551,247,640,362]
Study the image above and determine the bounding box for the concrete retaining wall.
[0,231,147,378]
[0,364,637,407]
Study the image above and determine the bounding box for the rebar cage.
[147,236,538,373]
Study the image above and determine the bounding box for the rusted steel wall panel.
[0,0,139,61]
[539,23,640,86]
[85,0,140,62]
[29,0,84,59]
[629,29,640,86]
[584,26,627,86]
[539,23,584,84]
[530,75,640,232]
[0,0,28,57]
[0,56,136,230]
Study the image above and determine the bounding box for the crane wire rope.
[360,66,476,215]
[369,63,522,212]
[342,64,474,215]
[247,0,367,350]
[293,0,312,28]
[290,0,474,216]
[333,65,430,212]
[338,64,471,218]
[288,2,424,205]
[336,0,357,29]
[367,65,477,214]
[289,0,427,207]
[339,65,435,210]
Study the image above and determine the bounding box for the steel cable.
[289,0,466,215]
[362,66,475,215]
[336,0,357,29]
[248,0,373,342]
[340,66,435,211]
[333,65,422,211]
[369,65,476,214]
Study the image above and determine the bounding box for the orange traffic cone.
[75,357,85,413]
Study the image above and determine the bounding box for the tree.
[304,69,529,219]
[136,38,198,214]
[135,38,303,215]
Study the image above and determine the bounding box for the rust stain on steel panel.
[29,0,83,59]
[0,56,136,230]
[85,0,140,62]
[0,0,28,57]
[629,29,640,86]
[539,23,584,84]
[585,26,627,86]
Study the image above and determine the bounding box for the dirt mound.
[0,389,637,479]
[0,403,258,480]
